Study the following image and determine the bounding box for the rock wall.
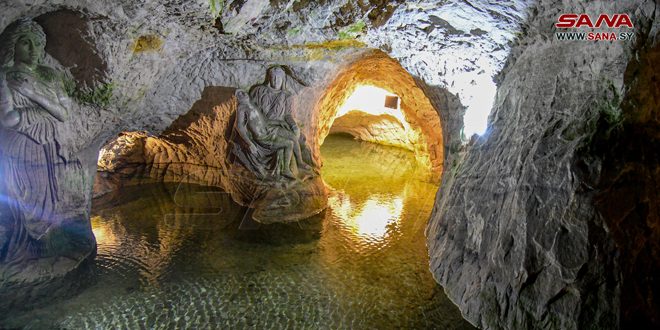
[595,34,660,329]
[330,111,415,152]
[427,1,659,329]
[0,0,525,153]
[96,87,238,194]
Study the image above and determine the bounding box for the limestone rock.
[96,86,328,223]
[427,0,659,329]
[330,110,414,152]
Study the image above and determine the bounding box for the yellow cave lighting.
[90,216,118,247]
[329,193,404,241]
[336,85,410,131]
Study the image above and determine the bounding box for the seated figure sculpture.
[247,66,317,174]
[228,68,327,224]
[232,89,312,180]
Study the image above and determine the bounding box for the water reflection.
[91,217,116,246]
[321,133,433,248]
[329,194,403,241]
[0,135,474,330]
[90,184,243,285]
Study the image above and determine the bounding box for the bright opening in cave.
[459,73,497,137]
[336,85,407,129]
[314,51,445,179]
[330,85,417,153]
[321,79,440,242]
[319,130,437,250]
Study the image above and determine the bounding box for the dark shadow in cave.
[593,43,660,329]
[35,9,107,86]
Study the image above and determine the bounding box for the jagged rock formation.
[427,1,659,329]
[96,88,238,192]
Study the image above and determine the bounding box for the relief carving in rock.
[233,88,313,179]
[231,66,317,181]
[0,19,95,276]
[229,66,326,223]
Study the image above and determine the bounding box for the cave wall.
[427,0,659,329]
[1,0,526,151]
[95,87,237,197]
[1,0,533,318]
[595,39,660,328]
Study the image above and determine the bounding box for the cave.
[0,1,658,329]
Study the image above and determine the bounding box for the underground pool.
[1,135,473,329]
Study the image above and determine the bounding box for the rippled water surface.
[2,135,474,329]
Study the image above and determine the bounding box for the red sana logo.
[554,14,635,41]
[555,14,634,29]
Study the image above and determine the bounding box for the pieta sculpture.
[229,66,326,223]
[233,89,312,179]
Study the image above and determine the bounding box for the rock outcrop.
[96,86,328,223]
[330,111,414,152]
[427,0,659,329]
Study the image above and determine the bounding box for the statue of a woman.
[248,66,316,175]
[0,19,75,262]
[233,89,311,179]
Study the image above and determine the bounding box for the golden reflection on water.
[321,133,434,246]
[91,216,116,247]
[89,184,232,285]
[328,194,403,240]
[91,134,437,283]
[1,134,478,330]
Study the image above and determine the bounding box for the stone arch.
[313,50,444,179]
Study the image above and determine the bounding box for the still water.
[2,135,474,329]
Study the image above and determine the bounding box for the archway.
[313,50,444,181]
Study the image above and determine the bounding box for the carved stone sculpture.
[228,66,326,223]
[232,89,312,180]
[0,19,95,282]
[248,66,317,171]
